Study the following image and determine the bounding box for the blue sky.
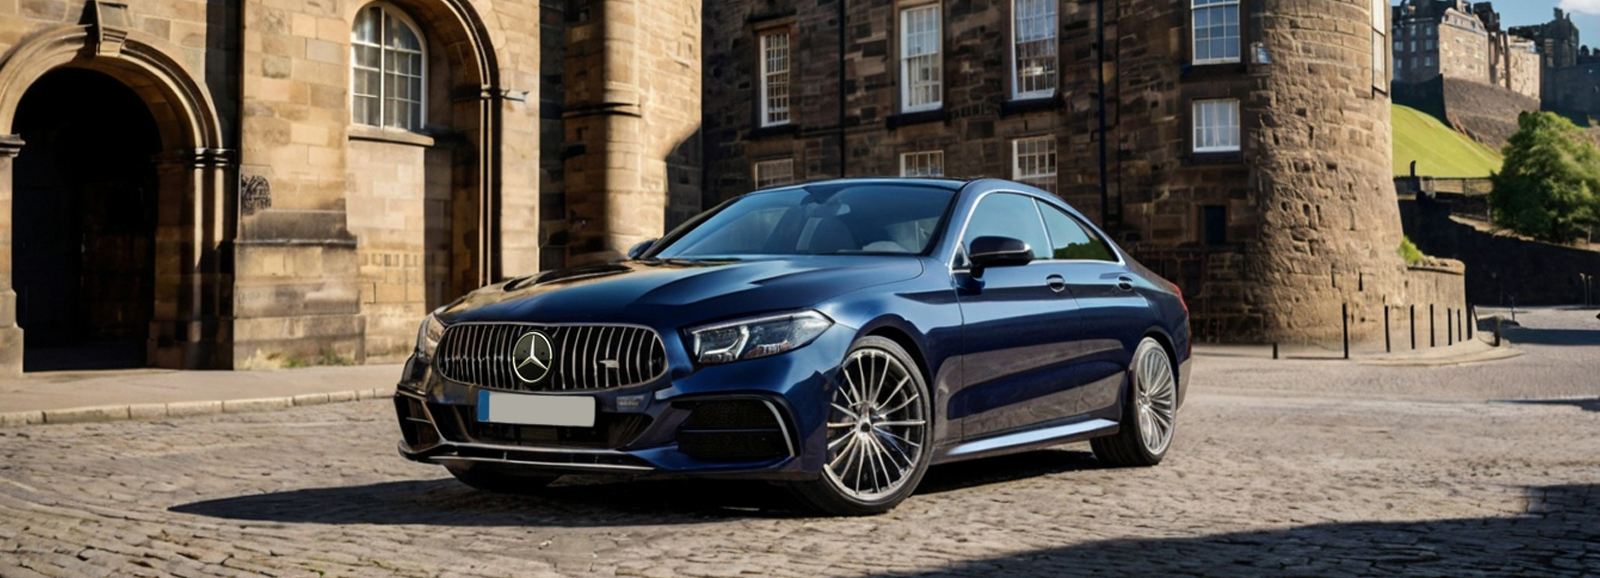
[1394,1,1600,45]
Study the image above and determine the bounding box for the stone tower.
[1244,0,1410,344]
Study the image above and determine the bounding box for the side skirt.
[931,417,1120,464]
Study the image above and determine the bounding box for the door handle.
[1046,275,1068,293]
[1117,276,1135,292]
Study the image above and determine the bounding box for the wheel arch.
[857,318,934,388]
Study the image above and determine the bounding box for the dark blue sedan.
[394,178,1191,515]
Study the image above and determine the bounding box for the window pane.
[1012,136,1056,193]
[901,5,942,110]
[1014,0,1058,97]
[1193,100,1240,152]
[754,159,795,189]
[1038,201,1116,261]
[761,32,791,126]
[900,151,944,177]
[1193,2,1240,63]
[963,193,1051,260]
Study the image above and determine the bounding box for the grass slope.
[1392,104,1504,178]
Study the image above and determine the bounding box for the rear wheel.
[446,462,559,495]
[1091,337,1178,467]
[790,336,932,516]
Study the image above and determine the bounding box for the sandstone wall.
[562,0,702,266]
[234,0,543,367]
[1438,15,1489,84]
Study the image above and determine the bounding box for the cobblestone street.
[2,308,1598,577]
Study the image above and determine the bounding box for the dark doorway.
[12,68,162,371]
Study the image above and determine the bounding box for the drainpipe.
[1096,0,1110,226]
[838,0,848,178]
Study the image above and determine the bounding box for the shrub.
[1398,236,1425,265]
[1489,111,1600,244]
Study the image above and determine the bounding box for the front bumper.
[393,324,855,481]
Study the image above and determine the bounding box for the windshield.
[648,183,958,258]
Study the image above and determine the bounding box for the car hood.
[438,256,926,326]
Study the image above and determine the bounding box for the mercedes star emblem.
[511,331,554,383]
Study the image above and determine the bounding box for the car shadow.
[1502,398,1600,413]
[169,477,811,526]
[856,483,1600,577]
[915,448,1102,495]
[170,448,1106,525]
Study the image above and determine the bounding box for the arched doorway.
[0,24,233,376]
[12,68,162,371]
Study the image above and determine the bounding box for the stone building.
[1510,7,1584,112]
[1393,0,1488,85]
[1474,3,1540,101]
[1390,1,1538,101]
[704,0,1461,344]
[0,0,701,376]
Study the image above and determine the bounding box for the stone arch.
[0,23,233,374]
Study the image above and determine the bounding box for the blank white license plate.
[476,390,596,428]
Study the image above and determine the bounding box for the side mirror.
[968,236,1033,273]
[626,239,657,260]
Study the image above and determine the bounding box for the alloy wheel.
[1134,344,1177,455]
[823,348,928,502]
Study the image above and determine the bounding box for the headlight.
[415,313,445,360]
[690,310,833,365]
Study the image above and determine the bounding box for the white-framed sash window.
[900,5,943,112]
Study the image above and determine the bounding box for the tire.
[1091,337,1178,468]
[445,462,559,495]
[789,336,933,516]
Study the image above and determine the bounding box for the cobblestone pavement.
[2,307,1598,577]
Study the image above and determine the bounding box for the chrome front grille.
[434,323,667,392]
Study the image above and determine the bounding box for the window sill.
[749,123,798,139]
[1180,61,1249,79]
[886,108,949,129]
[348,125,435,147]
[1001,95,1062,116]
[1185,150,1245,166]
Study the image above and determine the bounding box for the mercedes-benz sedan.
[394,178,1191,515]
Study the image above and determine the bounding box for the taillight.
[1168,280,1188,317]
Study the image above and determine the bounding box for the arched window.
[352,4,424,130]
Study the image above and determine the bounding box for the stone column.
[562,0,646,266]
[0,135,21,377]
[149,147,234,369]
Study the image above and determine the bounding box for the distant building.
[1393,0,1490,85]
[1512,8,1600,118]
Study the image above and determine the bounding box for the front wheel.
[789,336,933,516]
[1091,337,1178,467]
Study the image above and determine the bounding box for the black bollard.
[1430,304,1436,348]
[1447,309,1453,346]
[1410,305,1417,350]
[1384,305,1391,353]
[1342,303,1350,360]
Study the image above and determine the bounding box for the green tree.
[1490,111,1600,244]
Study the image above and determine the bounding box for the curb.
[0,388,388,427]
